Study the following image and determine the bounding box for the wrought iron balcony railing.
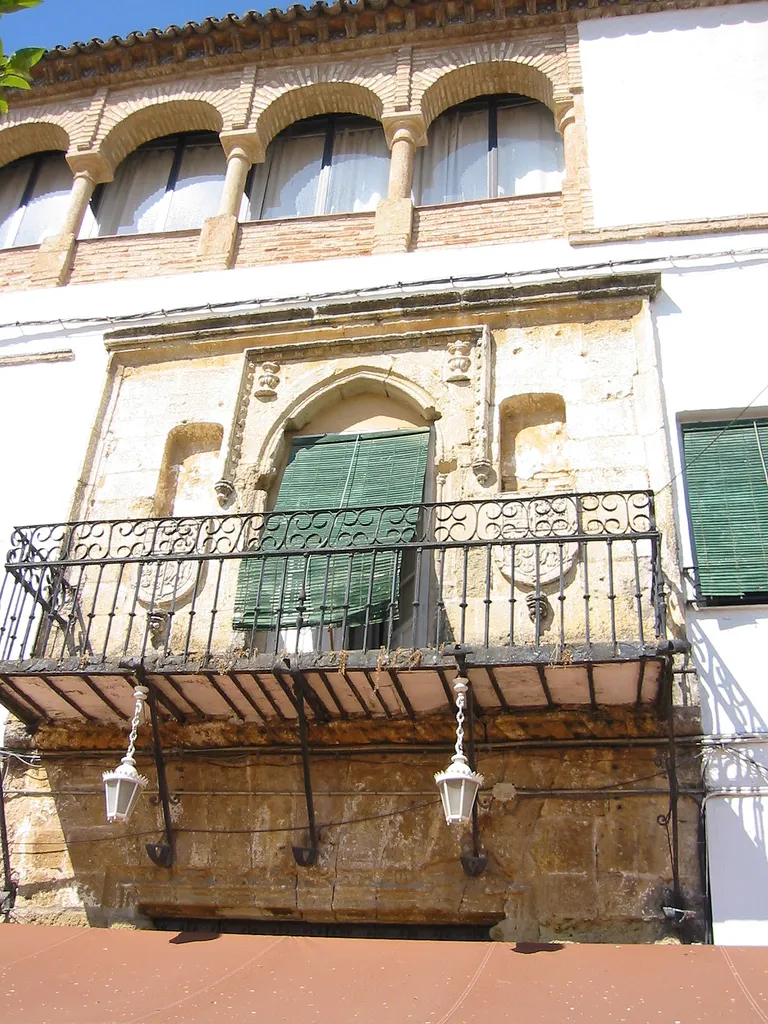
[0,491,667,675]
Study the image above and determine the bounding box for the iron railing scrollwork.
[0,490,668,667]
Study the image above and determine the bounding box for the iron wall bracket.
[144,681,175,869]
[289,667,319,868]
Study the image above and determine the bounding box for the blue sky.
[1,1,276,52]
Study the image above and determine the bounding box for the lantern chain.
[126,686,148,764]
[453,677,468,761]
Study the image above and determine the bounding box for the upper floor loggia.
[0,42,582,289]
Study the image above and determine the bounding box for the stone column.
[387,127,418,202]
[31,151,113,288]
[557,98,591,235]
[373,115,427,256]
[197,130,266,270]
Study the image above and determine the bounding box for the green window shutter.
[682,420,768,598]
[233,429,430,630]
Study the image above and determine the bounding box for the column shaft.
[219,148,251,218]
[387,131,417,201]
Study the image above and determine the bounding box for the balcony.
[0,491,674,728]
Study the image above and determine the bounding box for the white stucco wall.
[650,253,768,944]
[579,3,768,227]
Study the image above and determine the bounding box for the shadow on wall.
[690,616,768,880]
[580,2,768,40]
[707,797,768,926]
[689,617,768,737]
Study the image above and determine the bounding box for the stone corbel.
[472,325,494,487]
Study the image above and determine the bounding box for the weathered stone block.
[535,872,599,923]
[530,817,596,874]
[597,872,663,921]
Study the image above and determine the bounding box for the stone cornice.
[104,271,661,361]
[14,0,752,102]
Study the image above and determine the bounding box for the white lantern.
[434,676,484,826]
[103,686,149,824]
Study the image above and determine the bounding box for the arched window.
[86,131,226,237]
[414,95,564,206]
[243,114,389,221]
[0,151,72,249]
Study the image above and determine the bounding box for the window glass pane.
[13,153,72,247]
[164,142,226,231]
[325,123,389,214]
[0,157,33,249]
[256,132,325,220]
[497,102,564,197]
[96,148,174,236]
[416,106,487,205]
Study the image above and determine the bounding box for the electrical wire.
[6,749,708,856]
[9,798,441,855]
[654,378,768,498]
[2,244,768,334]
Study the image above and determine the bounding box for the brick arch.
[97,98,224,170]
[254,82,385,152]
[0,121,70,170]
[418,60,559,130]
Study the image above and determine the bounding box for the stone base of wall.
[3,710,704,942]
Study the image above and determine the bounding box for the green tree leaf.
[0,71,31,89]
[9,46,44,69]
[0,0,44,114]
[0,1,42,15]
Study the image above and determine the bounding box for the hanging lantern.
[434,676,484,825]
[103,685,149,823]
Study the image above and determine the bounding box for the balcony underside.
[0,644,669,727]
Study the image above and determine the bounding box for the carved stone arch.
[253,364,444,485]
[97,98,225,170]
[253,82,385,153]
[417,57,563,130]
[0,121,70,170]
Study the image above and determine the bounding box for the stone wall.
[2,710,704,941]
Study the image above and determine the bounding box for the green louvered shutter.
[682,420,768,598]
[233,429,430,630]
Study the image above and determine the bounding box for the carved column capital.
[65,149,114,185]
[382,113,428,150]
[219,129,266,165]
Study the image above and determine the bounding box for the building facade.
[1,0,767,943]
